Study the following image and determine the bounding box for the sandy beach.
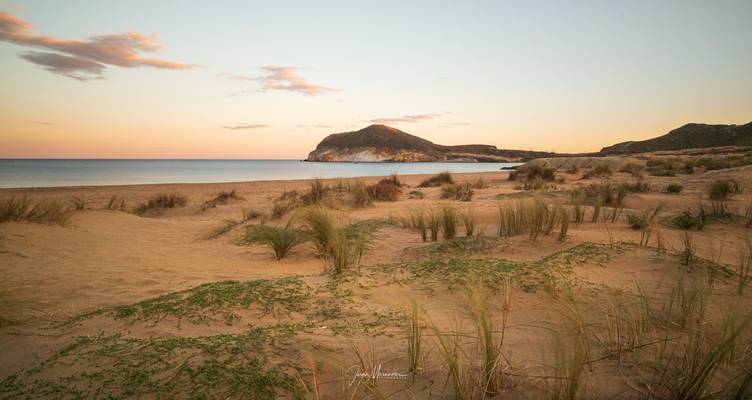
[2,162,752,398]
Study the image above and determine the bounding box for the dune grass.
[419,171,454,187]
[134,193,187,215]
[441,183,474,201]
[708,179,742,201]
[665,183,684,194]
[70,195,86,210]
[106,195,127,211]
[200,189,243,211]
[0,196,72,225]
[298,207,367,274]
[240,223,307,260]
[441,205,459,240]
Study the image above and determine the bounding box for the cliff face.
[305,125,555,162]
[601,122,752,154]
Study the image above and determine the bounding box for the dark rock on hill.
[601,122,752,154]
[305,124,555,162]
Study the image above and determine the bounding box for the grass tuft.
[419,171,454,187]
[239,222,307,260]
[0,196,72,225]
[134,194,187,215]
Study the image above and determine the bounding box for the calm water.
[0,160,520,188]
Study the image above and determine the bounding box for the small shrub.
[664,183,683,194]
[70,195,86,210]
[201,189,243,211]
[708,179,741,201]
[523,177,548,191]
[239,223,307,259]
[349,180,372,208]
[620,163,644,177]
[621,179,651,193]
[419,172,454,188]
[408,190,424,199]
[135,194,187,215]
[106,195,127,211]
[582,164,613,179]
[367,181,401,201]
[672,211,704,231]
[571,183,627,207]
[380,174,402,188]
[469,178,487,189]
[441,183,473,201]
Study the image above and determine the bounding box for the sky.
[1,0,750,159]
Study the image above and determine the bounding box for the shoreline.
[0,170,512,193]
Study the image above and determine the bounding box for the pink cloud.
[0,11,195,80]
[228,66,337,96]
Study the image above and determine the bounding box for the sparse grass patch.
[70,195,86,210]
[106,195,127,211]
[408,190,424,199]
[134,193,187,215]
[200,189,243,211]
[239,223,308,260]
[271,190,302,219]
[671,210,705,231]
[419,171,453,187]
[621,179,651,193]
[708,179,741,201]
[298,207,368,274]
[0,325,306,399]
[440,183,473,201]
[619,162,645,177]
[0,196,72,225]
[571,182,627,208]
[349,180,372,208]
[204,219,241,240]
[664,183,684,194]
[581,163,613,179]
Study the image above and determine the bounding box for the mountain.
[305,125,556,162]
[600,122,752,154]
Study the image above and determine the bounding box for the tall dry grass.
[0,196,72,225]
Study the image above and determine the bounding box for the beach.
[2,166,752,398]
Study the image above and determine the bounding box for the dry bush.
[367,181,401,201]
[134,194,187,215]
[0,196,72,225]
[419,172,454,187]
[200,189,243,211]
[440,183,474,201]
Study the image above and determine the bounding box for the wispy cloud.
[227,66,337,96]
[296,124,334,129]
[27,120,63,126]
[223,123,269,130]
[0,11,196,81]
[367,114,441,124]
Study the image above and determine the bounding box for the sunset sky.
[1,0,750,159]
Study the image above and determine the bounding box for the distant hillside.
[601,122,752,154]
[305,124,556,162]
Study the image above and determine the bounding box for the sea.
[0,159,521,188]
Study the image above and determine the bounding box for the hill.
[601,122,752,154]
[305,124,556,162]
